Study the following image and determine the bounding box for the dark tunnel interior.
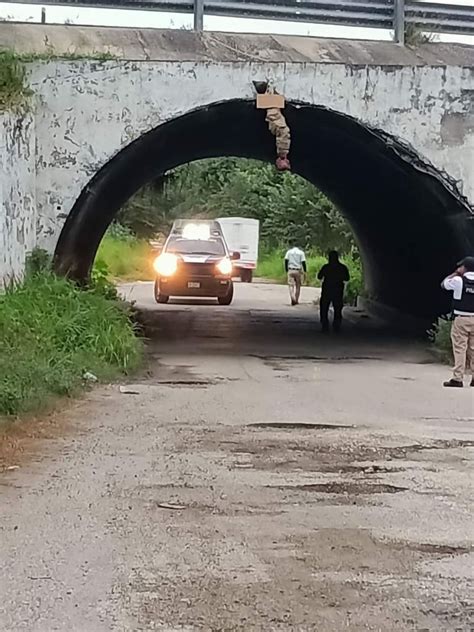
[54,99,474,318]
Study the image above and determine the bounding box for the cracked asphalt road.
[1,282,473,631]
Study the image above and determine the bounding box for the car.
[152,220,240,305]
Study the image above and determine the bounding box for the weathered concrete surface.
[29,53,474,252]
[0,111,36,285]
[0,25,473,283]
[1,283,473,630]
[2,23,474,66]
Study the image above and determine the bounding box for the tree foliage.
[117,158,357,254]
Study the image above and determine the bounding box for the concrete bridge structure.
[0,24,473,316]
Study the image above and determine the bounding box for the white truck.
[216,217,259,283]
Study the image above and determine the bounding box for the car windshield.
[166,238,225,256]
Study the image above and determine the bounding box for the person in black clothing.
[318,251,350,332]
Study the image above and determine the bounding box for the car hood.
[177,254,224,263]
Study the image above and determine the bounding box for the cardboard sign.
[256,93,285,109]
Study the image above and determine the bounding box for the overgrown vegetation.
[404,24,436,46]
[430,318,453,363]
[118,158,358,254]
[0,48,116,112]
[0,50,32,110]
[0,252,142,417]
[14,50,117,62]
[96,226,152,281]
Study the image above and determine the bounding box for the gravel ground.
[1,282,473,631]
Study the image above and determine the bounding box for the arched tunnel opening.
[54,99,474,318]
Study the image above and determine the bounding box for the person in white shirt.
[284,243,307,306]
[441,256,474,388]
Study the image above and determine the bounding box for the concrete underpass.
[1,26,473,310]
[1,26,473,631]
[54,99,473,319]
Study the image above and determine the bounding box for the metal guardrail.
[7,0,474,44]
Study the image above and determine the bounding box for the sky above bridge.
[1,0,473,45]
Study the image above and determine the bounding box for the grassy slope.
[430,318,453,363]
[96,236,154,281]
[0,273,142,417]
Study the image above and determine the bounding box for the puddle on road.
[248,422,353,430]
[272,482,407,495]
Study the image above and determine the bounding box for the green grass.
[430,318,453,363]
[0,48,117,112]
[0,271,142,417]
[0,49,32,110]
[256,251,325,285]
[96,234,153,281]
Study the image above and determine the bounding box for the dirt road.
[1,282,473,631]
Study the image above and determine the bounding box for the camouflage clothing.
[265,107,291,157]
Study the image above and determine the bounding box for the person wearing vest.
[441,256,474,387]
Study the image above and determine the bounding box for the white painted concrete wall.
[2,57,473,279]
[0,111,36,285]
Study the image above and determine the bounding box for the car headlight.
[153,253,178,276]
[216,258,232,276]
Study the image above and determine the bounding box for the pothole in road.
[248,459,405,475]
[272,482,407,494]
[156,379,212,387]
[316,464,404,474]
[218,436,473,465]
[254,355,382,370]
[391,440,474,453]
[248,422,354,430]
[156,376,239,387]
[144,360,239,388]
[406,542,473,556]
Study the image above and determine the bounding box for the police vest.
[453,276,474,314]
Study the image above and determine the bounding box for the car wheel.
[154,279,169,304]
[218,283,234,306]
